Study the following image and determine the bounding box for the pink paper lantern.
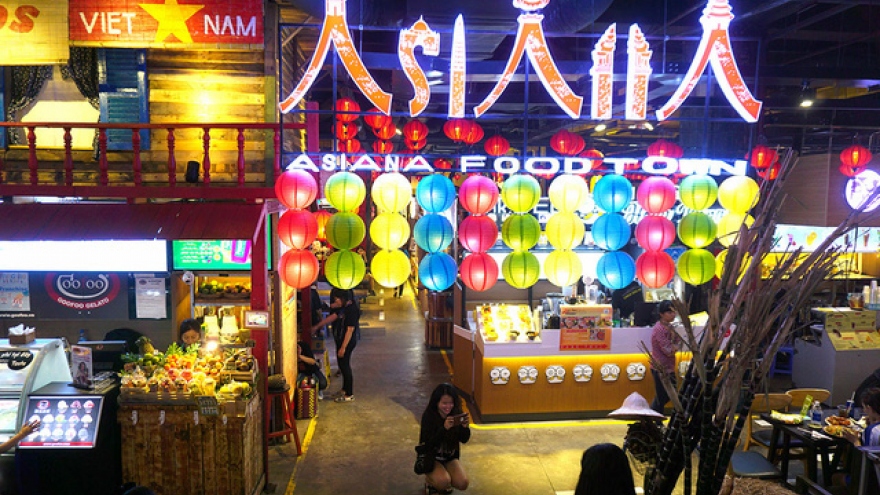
[460,253,499,292]
[458,215,498,253]
[278,210,318,250]
[636,251,676,288]
[635,215,676,252]
[275,169,318,210]
[459,176,499,215]
[637,176,677,214]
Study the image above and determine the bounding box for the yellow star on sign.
[139,0,205,44]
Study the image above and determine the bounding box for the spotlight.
[594,124,607,132]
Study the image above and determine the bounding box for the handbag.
[413,443,434,475]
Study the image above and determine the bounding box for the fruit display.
[476,304,541,343]
[197,277,251,299]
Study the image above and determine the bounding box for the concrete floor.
[265,287,801,495]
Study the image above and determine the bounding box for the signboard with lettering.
[172,240,252,270]
[0,350,34,370]
[0,1,69,65]
[558,304,613,351]
[68,0,263,47]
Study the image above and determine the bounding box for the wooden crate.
[118,395,264,495]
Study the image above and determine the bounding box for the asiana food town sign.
[279,0,762,123]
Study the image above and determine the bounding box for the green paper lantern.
[325,250,366,289]
[717,176,759,213]
[501,175,541,213]
[545,212,585,249]
[716,212,754,247]
[544,250,583,287]
[369,212,410,250]
[501,214,541,251]
[679,175,718,210]
[371,249,411,288]
[326,212,366,250]
[549,175,590,213]
[677,249,716,286]
[678,212,717,248]
[502,251,540,289]
[325,172,366,212]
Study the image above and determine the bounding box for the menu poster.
[0,273,30,312]
[558,304,613,351]
[134,275,167,319]
[70,346,94,389]
[172,240,252,270]
[19,396,104,449]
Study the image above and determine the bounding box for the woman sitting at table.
[844,387,880,447]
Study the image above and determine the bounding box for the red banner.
[68,0,262,47]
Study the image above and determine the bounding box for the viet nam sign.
[0,1,69,65]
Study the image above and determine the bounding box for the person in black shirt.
[419,383,470,494]
[297,340,328,398]
[312,289,360,402]
[611,280,642,322]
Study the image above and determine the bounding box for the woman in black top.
[574,443,636,495]
[419,383,470,493]
[312,289,360,402]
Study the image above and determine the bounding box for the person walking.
[419,383,470,494]
[312,288,360,402]
[649,300,680,415]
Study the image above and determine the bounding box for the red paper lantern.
[334,121,358,141]
[405,138,427,151]
[339,139,361,154]
[461,121,484,145]
[403,120,429,142]
[758,161,781,181]
[364,107,391,129]
[314,210,332,241]
[458,215,498,252]
[434,158,453,170]
[373,123,397,140]
[335,98,360,123]
[636,251,676,289]
[372,140,395,154]
[840,144,872,177]
[459,175,499,214]
[550,129,585,156]
[460,253,499,292]
[278,249,319,289]
[444,119,471,142]
[747,145,778,170]
[581,148,605,170]
[484,135,510,156]
[635,215,676,252]
[637,176,677,213]
[275,169,318,210]
[278,210,318,249]
[647,139,683,158]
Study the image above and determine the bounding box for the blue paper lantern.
[593,175,633,213]
[413,214,454,253]
[596,251,636,290]
[591,213,631,251]
[416,175,456,213]
[419,253,457,291]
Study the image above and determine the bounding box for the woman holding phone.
[419,383,470,494]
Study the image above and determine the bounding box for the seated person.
[297,340,328,399]
[179,318,202,348]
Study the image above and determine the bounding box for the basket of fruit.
[197,281,224,299]
[223,283,252,299]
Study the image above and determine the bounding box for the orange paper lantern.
[278,249,319,289]
[840,144,872,177]
[372,140,395,154]
[581,148,604,170]
[335,98,360,122]
[403,120,429,142]
[747,145,778,170]
[443,119,470,142]
[314,210,332,241]
[339,139,361,154]
[334,121,358,141]
[484,135,510,156]
[364,107,391,129]
[461,121,484,145]
[647,139,683,158]
[374,123,397,140]
[550,129,585,156]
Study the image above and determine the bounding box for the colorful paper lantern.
[372,172,412,213]
[501,175,541,213]
[484,135,511,156]
[635,216,675,252]
[326,212,366,250]
[460,253,498,292]
[549,175,590,213]
[314,210,332,241]
[677,249,716,286]
[371,249,411,288]
[840,144,872,176]
[678,212,717,249]
[591,213,630,251]
[717,176,759,213]
[545,250,583,287]
[502,251,540,289]
[636,251,675,289]
[325,250,366,289]
[593,175,633,213]
[419,253,457,292]
[715,249,752,282]
[278,249,319,289]
[414,214,454,253]
[275,169,318,210]
[637,176,677,213]
[335,98,360,122]
[596,251,636,290]
[364,107,391,129]
[416,175,456,213]
[403,120,429,142]
[679,175,718,210]
[278,210,318,250]
[459,175,499,215]
[501,214,541,251]
[747,145,778,170]
[459,215,498,252]
[325,172,366,212]
[716,213,754,247]
[370,212,410,250]
[545,212,585,250]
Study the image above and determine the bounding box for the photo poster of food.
[0,273,30,312]
[558,304,613,351]
[18,396,104,449]
[70,346,94,389]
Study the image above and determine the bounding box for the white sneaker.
[318,390,324,400]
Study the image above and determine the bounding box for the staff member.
[650,301,680,414]
[312,289,360,403]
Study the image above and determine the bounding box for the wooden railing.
[0,115,317,201]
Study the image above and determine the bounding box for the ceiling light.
[643,122,654,131]
[594,124,607,132]
[426,70,443,78]
[800,98,813,107]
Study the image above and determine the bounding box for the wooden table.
[760,412,850,487]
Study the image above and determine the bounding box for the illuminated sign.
[0,1,69,65]
[279,0,762,123]
[845,169,880,213]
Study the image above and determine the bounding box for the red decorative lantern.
[444,119,471,142]
[334,121,358,141]
[581,148,604,170]
[459,175,499,214]
[315,210,332,241]
[460,253,499,291]
[364,107,391,129]
[278,210,318,250]
[484,135,510,156]
[550,129,585,156]
[637,176,677,213]
[339,139,361,154]
[434,158,453,170]
[646,139,683,158]
[461,121,484,145]
[335,98,360,123]
[635,215,676,252]
[372,140,395,155]
[278,249,319,289]
[840,144,872,177]
[636,251,676,289]
[747,145,778,170]
[405,138,427,151]
[373,123,397,140]
[458,215,498,252]
[275,169,318,210]
[757,161,781,181]
[403,120,429,142]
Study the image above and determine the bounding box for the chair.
[786,388,831,413]
[730,450,783,480]
[267,389,302,455]
[743,393,793,451]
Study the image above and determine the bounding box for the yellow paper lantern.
[545,212,585,249]
[677,249,716,286]
[369,212,410,250]
[544,250,583,287]
[549,175,590,213]
[326,212,366,250]
[717,176,759,213]
[502,251,540,289]
[715,248,752,282]
[325,250,366,289]
[325,172,366,212]
[716,213,755,247]
[371,172,412,213]
[679,175,718,211]
[677,212,717,249]
[371,249,411,288]
[501,175,541,213]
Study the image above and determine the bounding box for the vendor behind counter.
[611,281,643,321]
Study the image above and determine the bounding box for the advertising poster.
[70,345,94,388]
[0,273,30,312]
[19,395,103,448]
[134,275,166,319]
[33,273,128,319]
[0,1,69,65]
[558,304,613,351]
[172,240,252,270]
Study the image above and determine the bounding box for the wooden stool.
[267,389,302,455]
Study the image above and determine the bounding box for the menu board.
[558,304,612,351]
[18,396,103,449]
[774,224,880,253]
[172,240,252,270]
